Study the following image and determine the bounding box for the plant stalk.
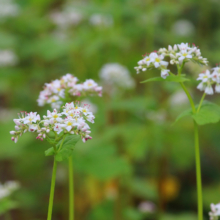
[179,81,203,220]
[69,156,74,220]
[194,121,203,220]
[47,158,57,220]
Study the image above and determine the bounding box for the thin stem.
[47,158,57,220]
[179,82,196,113]
[197,92,206,113]
[69,156,74,220]
[194,121,203,220]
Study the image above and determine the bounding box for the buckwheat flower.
[161,69,170,79]
[176,49,193,62]
[197,70,215,94]
[46,109,63,124]
[99,63,135,90]
[209,203,220,220]
[53,123,64,134]
[135,51,168,75]
[0,0,19,19]
[197,70,212,83]
[37,74,102,109]
[150,52,169,68]
[171,19,195,36]
[0,50,18,66]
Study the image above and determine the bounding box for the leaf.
[55,135,80,161]
[173,101,220,126]
[141,75,189,83]
[173,108,192,125]
[45,147,55,157]
[192,102,220,125]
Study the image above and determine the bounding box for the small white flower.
[205,85,214,95]
[197,70,212,83]
[161,69,170,79]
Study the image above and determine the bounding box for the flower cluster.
[209,203,220,220]
[135,43,208,79]
[0,181,19,200]
[135,52,169,78]
[99,63,135,89]
[10,102,95,143]
[37,73,102,109]
[197,67,220,95]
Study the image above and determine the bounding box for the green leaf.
[55,135,80,161]
[141,75,189,83]
[173,101,220,126]
[45,147,55,157]
[173,108,192,125]
[192,102,220,125]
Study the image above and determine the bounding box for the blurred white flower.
[0,181,19,200]
[146,110,166,123]
[171,20,195,36]
[50,9,83,28]
[169,90,189,107]
[209,203,220,220]
[0,0,19,19]
[138,201,156,213]
[89,14,113,27]
[0,50,17,66]
[99,63,135,90]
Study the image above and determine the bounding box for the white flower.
[11,102,96,143]
[23,112,40,125]
[176,49,193,61]
[0,0,19,19]
[205,85,214,95]
[0,50,18,66]
[197,70,212,83]
[209,203,220,220]
[53,123,64,134]
[37,73,102,108]
[161,69,170,79]
[171,20,195,36]
[99,63,135,90]
[150,52,168,68]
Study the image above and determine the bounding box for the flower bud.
[10,131,16,135]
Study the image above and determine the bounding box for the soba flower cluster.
[37,73,102,109]
[209,203,220,220]
[10,102,94,143]
[135,43,208,79]
[99,63,135,89]
[197,67,220,95]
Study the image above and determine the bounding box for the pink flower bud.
[10,131,15,135]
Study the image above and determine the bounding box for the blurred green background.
[1,0,220,219]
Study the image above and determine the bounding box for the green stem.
[179,83,203,220]
[47,158,57,220]
[69,156,74,220]
[197,93,206,113]
[194,121,203,220]
[179,82,196,113]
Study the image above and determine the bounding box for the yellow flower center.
[182,53,187,57]
[82,109,87,113]
[53,114,58,118]
[67,122,72,126]
[155,58,160,62]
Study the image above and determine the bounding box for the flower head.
[10,102,95,143]
[37,73,102,109]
